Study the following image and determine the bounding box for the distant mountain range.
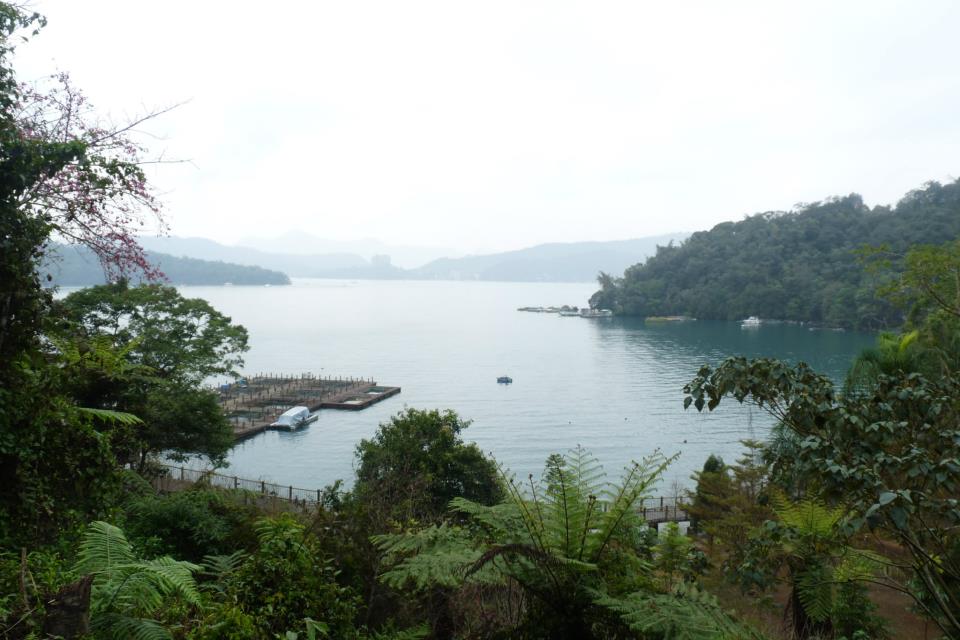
[409,235,687,282]
[235,231,456,269]
[43,244,290,287]
[135,234,688,283]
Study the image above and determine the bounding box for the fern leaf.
[91,612,172,640]
[594,585,762,639]
[200,550,247,579]
[74,521,136,574]
[76,406,143,426]
[795,564,833,623]
[374,524,490,590]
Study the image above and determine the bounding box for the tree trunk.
[42,575,93,639]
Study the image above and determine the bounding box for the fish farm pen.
[217,373,401,440]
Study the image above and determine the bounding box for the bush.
[123,488,258,561]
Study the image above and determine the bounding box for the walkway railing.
[152,464,691,523]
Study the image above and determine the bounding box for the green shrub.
[123,488,258,562]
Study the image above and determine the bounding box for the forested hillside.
[591,179,960,329]
[44,244,291,286]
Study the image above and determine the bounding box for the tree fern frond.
[795,564,833,622]
[374,524,491,590]
[74,521,136,574]
[254,515,304,543]
[91,612,172,640]
[76,406,143,426]
[465,543,596,581]
[564,444,607,497]
[594,585,763,639]
[770,494,844,540]
[834,549,884,582]
[200,551,247,579]
[75,521,200,639]
[448,497,524,539]
[590,452,675,561]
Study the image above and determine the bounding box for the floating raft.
[217,374,401,441]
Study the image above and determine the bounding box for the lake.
[164,278,876,493]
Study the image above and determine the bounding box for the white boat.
[579,308,613,318]
[270,406,318,430]
[740,316,761,327]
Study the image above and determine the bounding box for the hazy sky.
[14,1,960,253]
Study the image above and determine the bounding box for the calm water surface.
[175,279,874,492]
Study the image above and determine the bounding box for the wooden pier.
[217,373,401,441]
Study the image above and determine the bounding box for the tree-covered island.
[591,183,960,330]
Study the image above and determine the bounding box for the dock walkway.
[218,373,400,440]
[152,464,689,525]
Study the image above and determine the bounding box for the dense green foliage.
[685,358,960,637]
[44,243,291,287]
[354,408,504,523]
[375,447,759,639]
[59,282,249,383]
[591,181,960,329]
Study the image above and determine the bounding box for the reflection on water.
[170,279,875,491]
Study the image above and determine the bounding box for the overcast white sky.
[14,1,960,253]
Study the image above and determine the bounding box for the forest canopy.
[591,179,960,330]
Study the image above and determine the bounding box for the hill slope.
[44,244,291,286]
[411,235,688,282]
[590,180,960,330]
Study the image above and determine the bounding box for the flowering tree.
[14,72,171,280]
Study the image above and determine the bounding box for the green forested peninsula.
[591,180,960,329]
[44,243,291,286]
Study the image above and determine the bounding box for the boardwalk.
[217,373,400,440]
[152,464,690,524]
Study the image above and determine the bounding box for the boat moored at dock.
[269,406,318,431]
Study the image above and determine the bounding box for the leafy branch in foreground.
[685,357,960,638]
[73,520,200,640]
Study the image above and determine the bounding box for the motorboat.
[270,406,318,430]
[740,316,762,327]
[497,376,513,384]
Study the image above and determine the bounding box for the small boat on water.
[270,406,318,430]
[740,316,761,327]
[497,376,513,384]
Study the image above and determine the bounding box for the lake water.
[167,279,876,493]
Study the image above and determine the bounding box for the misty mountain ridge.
[135,233,688,283]
[410,234,689,282]
[43,244,290,287]
[235,230,457,269]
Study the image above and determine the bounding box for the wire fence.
[153,464,325,507]
[152,464,690,522]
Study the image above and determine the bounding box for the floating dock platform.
[217,374,401,441]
